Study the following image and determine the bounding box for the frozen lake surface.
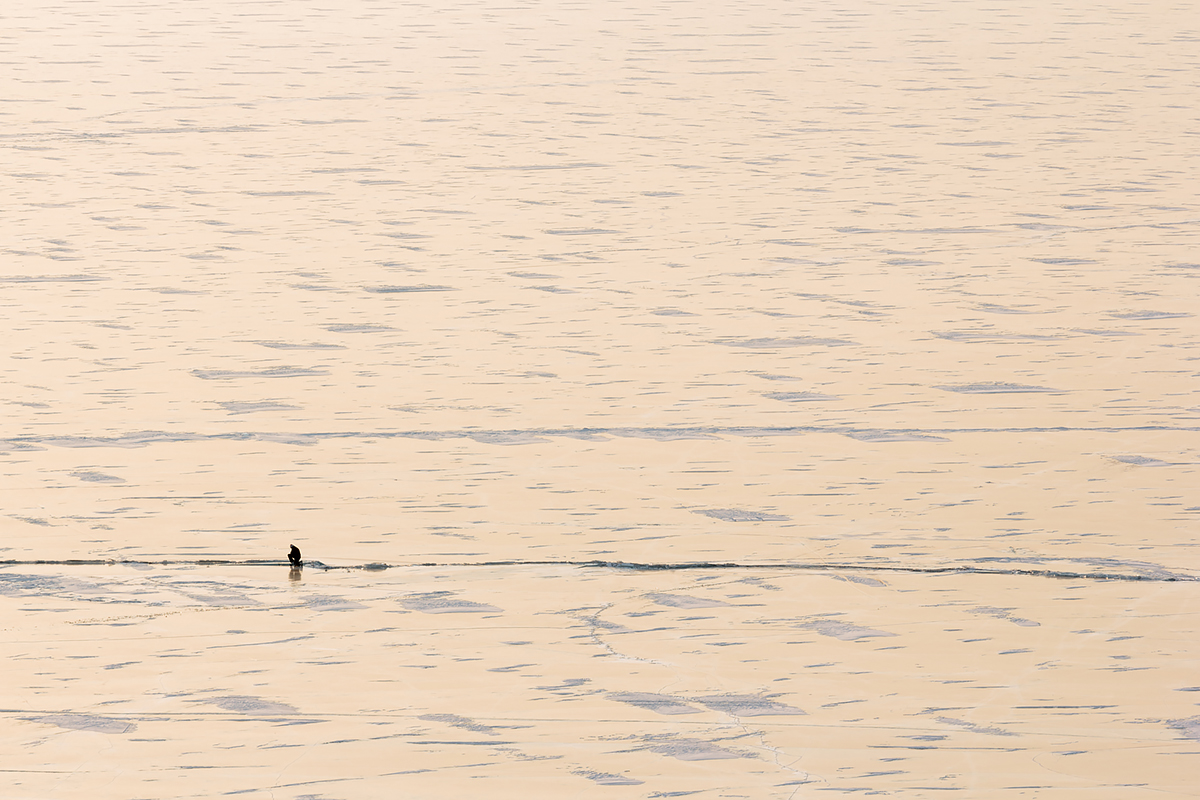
[1,0,1197,796]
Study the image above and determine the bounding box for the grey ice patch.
[693,508,790,522]
[693,694,806,716]
[244,433,314,448]
[933,330,1059,342]
[577,614,629,633]
[543,228,619,235]
[1108,310,1191,320]
[418,713,500,736]
[323,323,394,332]
[763,391,839,402]
[303,595,367,611]
[844,431,949,443]
[507,271,560,279]
[28,714,137,734]
[535,678,591,693]
[833,574,887,588]
[243,190,329,196]
[398,591,501,614]
[612,428,717,441]
[651,308,696,316]
[935,716,1017,737]
[217,401,299,415]
[1073,328,1141,336]
[972,606,1040,627]
[575,770,644,786]
[1109,455,1172,467]
[200,695,298,715]
[466,162,607,171]
[607,693,701,715]
[1167,717,1200,740]
[721,336,855,348]
[468,432,548,445]
[0,573,108,598]
[290,283,341,292]
[974,304,1040,315]
[135,124,261,135]
[884,258,941,266]
[379,230,429,239]
[797,619,897,641]
[251,341,346,350]
[192,367,329,380]
[836,225,1003,234]
[174,587,258,607]
[935,382,1060,394]
[364,284,455,293]
[648,593,730,609]
[641,737,744,761]
[296,118,366,125]
[38,431,204,448]
[71,470,125,483]
[0,274,107,283]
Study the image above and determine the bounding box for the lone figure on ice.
[288,544,303,567]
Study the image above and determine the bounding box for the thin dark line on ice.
[3,423,1200,450]
[0,559,1193,583]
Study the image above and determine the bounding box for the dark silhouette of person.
[288,544,302,567]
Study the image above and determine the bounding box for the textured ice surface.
[1,0,1197,796]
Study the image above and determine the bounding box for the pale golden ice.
[1,0,1197,797]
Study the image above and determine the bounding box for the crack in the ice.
[573,604,666,665]
[0,558,1193,582]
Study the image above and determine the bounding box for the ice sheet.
[1,0,1197,796]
